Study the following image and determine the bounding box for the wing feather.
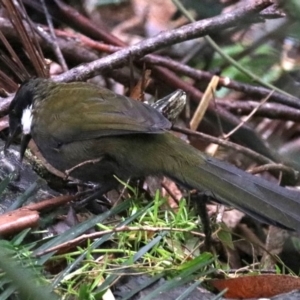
[36,83,171,143]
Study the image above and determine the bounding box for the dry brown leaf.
[211,274,300,298]
[0,209,39,236]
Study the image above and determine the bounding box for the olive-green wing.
[41,83,171,143]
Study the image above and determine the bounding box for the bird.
[5,77,300,231]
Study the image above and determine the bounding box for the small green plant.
[0,174,214,299]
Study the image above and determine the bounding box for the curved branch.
[54,0,274,82]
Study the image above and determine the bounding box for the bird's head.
[4,78,44,161]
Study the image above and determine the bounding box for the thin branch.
[223,91,274,139]
[54,0,274,82]
[39,0,68,71]
[218,100,300,122]
[248,164,298,177]
[35,225,205,256]
[173,0,292,98]
[172,126,273,165]
[2,0,46,77]
[144,55,300,109]
[64,158,103,179]
[0,17,99,64]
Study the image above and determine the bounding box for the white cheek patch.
[21,105,33,134]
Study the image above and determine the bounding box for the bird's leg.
[191,192,213,252]
[74,181,117,209]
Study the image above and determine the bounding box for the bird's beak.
[19,134,31,162]
[4,127,31,163]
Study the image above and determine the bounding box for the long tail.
[161,134,300,231]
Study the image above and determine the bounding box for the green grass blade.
[120,273,165,300]
[95,231,167,293]
[174,280,201,300]
[52,200,155,287]
[35,199,131,257]
[6,179,42,211]
[0,247,59,300]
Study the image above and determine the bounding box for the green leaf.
[0,177,10,196]
[217,223,234,250]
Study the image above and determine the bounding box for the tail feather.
[165,137,300,231]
